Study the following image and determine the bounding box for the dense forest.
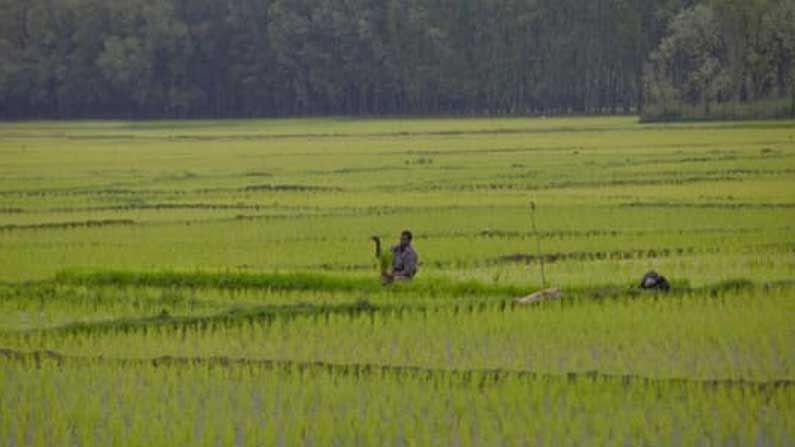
[0,0,793,119]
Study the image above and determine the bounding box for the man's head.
[399,230,413,248]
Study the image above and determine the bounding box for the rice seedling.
[0,116,792,444]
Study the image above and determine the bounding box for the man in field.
[371,230,419,284]
[390,230,418,281]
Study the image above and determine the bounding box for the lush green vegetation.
[2,357,793,447]
[1,0,793,119]
[3,357,792,447]
[1,116,793,445]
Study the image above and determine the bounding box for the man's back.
[391,243,418,278]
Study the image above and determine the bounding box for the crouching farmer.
[371,230,419,285]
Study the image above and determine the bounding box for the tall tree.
[0,0,790,119]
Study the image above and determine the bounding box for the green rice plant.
[54,268,535,298]
[2,285,791,381]
[1,116,793,445]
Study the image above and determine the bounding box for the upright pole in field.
[529,201,546,288]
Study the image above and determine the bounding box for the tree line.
[0,0,792,119]
[643,0,794,121]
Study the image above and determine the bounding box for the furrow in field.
[401,174,751,192]
[490,246,709,265]
[0,183,343,198]
[0,347,791,390]
[605,152,794,168]
[622,201,795,209]
[0,219,136,232]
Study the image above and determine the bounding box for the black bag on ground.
[639,270,671,291]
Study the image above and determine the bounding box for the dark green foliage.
[6,0,779,119]
[642,0,795,121]
[2,0,789,119]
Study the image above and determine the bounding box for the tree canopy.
[0,0,792,119]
